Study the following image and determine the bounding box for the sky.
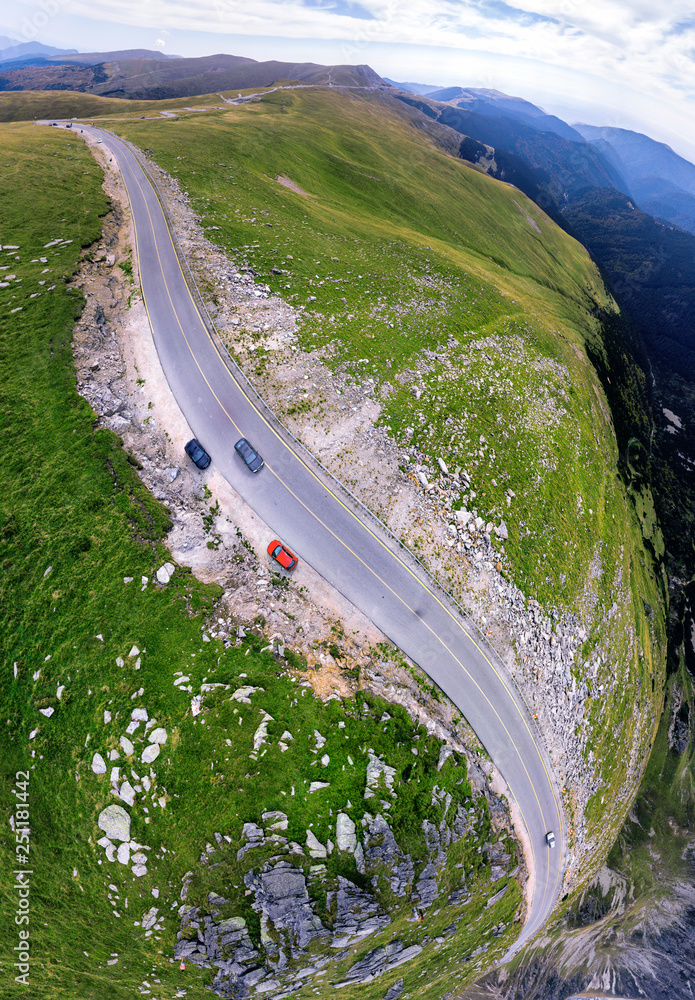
[3,0,695,162]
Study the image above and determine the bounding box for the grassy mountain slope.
[0,89,227,122]
[394,92,695,583]
[108,87,666,844]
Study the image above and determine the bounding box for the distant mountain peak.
[383,79,444,96]
[0,39,78,62]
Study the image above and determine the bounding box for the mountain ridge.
[0,51,388,98]
[576,123,695,235]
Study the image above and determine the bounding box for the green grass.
[0,121,521,999]
[107,87,667,843]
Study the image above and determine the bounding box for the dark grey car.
[234,437,264,473]
[184,438,211,469]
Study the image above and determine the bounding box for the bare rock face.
[362,812,415,897]
[245,860,329,954]
[329,876,391,948]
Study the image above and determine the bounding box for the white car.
[546,830,556,849]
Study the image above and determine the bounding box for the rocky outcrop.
[329,876,391,947]
[334,940,423,987]
[362,812,415,896]
[245,860,329,953]
[174,785,518,999]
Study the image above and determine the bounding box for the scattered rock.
[142,906,159,930]
[118,781,136,806]
[91,753,107,774]
[485,884,509,908]
[98,804,131,842]
[384,977,405,999]
[336,940,422,986]
[142,744,160,764]
[336,813,357,853]
[262,811,288,831]
[156,562,175,585]
[252,712,274,754]
[231,686,263,703]
[306,830,327,859]
[365,752,397,800]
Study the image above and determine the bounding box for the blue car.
[184,438,211,469]
[234,437,264,473]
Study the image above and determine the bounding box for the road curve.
[78,123,564,949]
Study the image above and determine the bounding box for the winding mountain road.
[77,122,564,950]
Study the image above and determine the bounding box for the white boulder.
[306,830,327,859]
[118,781,136,806]
[141,744,160,764]
[98,804,131,842]
[91,753,107,775]
[156,563,175,585]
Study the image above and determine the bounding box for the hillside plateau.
[0,84,669,998]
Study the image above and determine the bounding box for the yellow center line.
[106,128,564,912]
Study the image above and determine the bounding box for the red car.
[267,540,298,571]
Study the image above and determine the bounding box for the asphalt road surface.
[76,122,564,949]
